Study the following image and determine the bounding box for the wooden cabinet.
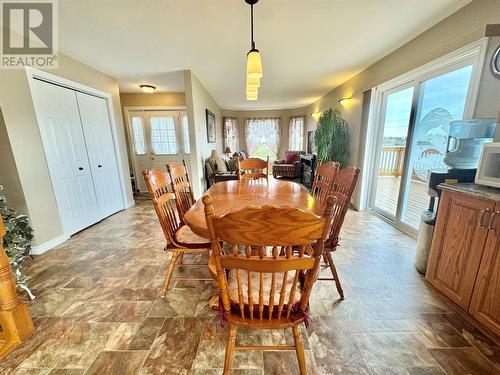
[469,202,500,336]
[426,185,500,337]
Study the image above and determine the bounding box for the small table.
[213,172,238,184]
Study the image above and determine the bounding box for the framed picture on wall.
[206,109,216,143]
[307,130,315,154]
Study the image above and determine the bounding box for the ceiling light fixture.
[139,84,156,93]
[245,0,262,100]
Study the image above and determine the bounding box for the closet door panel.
[31,80,100,235]
[76,92,123,218]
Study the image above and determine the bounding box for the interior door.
[76,92,123,218]
[31,79,100,235]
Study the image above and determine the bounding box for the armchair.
[272,150,305,178]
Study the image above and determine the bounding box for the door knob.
[98,164,102,168]
[78,167,84,171]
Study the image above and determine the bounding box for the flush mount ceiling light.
[139,84,156,93]
[245,0,263,101]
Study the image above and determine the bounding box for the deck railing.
[379,146,405,177]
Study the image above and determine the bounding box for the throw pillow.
[284,152,298,164]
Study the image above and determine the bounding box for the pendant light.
[245,0,262,100]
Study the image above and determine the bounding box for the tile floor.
[1,199,499,374]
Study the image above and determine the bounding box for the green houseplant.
[0,185,35,299]
[313,108,350,167]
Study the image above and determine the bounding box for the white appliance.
[475,142,500,188]
[30,78,124,235]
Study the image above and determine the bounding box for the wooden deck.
[374,176,429,229]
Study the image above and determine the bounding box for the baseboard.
[31,233,69,255]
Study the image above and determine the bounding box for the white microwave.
[475,142,500,188]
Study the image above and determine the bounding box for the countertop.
[438,182,500,201]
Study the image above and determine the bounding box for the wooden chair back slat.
[204,195,336,323]
[312,161,340,205]
[143,169,181,245]
[237,157,269,181]
[167,160,196,219]
[327,167,361,248]
[212,206,326,246]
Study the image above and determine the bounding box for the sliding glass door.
[369,61,476,235]
[373,86,414,219]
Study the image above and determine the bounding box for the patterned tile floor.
[1,199,499,374]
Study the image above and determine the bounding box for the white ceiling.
[56,0,471,109]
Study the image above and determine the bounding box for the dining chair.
[143,169,211,298]
[203,194,336,375]
[318,167,361,300]
[311,161,340,204]
[237,157,269,181]
[167,160,196,220]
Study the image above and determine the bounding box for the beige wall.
[184,70,223,197]
[0,108,28,215]
[0,29,133,247]
[306,0,500,209]
[221,107,308,159]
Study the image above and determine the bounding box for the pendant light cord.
[251,3,255,50]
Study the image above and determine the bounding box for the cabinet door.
[469,202,500,336]
[31,80,100,235]
[426,190,493,309]
[76,92,124,218]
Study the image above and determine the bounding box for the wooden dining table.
[184,178,322,239]
[184,178,322,308]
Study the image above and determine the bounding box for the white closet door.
[76,92,123,218]
[31,80,100,235]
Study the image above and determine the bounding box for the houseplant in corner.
[314,108,350,167]
[0,185,35,299]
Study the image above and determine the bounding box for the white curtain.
[245,118,281,160]
[223,117,239,153]
[289,116,305,151]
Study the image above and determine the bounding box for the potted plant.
[0,185,35,299]
[313,108,350,167]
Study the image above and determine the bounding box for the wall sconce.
[139,84,156,93]
[311,112,322,121]
[339,97,352,107]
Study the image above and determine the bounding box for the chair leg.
[160,251,181,297]
[292,325,307,375]
[178,253,184,265]
[324,250,344,300]
[223,325,237,375]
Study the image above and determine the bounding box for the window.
[245,118,280,160]
[150,116,177,155]
[182,114,190,154]
[131,116,146,155]
[289,116,305,151]
[223,117,239,153]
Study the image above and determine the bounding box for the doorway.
[367,40,486,236]
[126,109,190,192]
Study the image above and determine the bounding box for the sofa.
[272,150,305,179]
[205,151,248,188]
